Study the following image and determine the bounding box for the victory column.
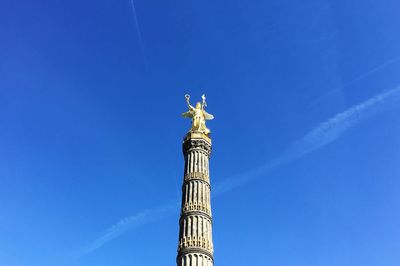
[177,94,215,266]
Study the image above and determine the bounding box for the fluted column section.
[177,132,214,266]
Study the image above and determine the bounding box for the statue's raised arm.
[185,94,195,110]
[182,94,195,119]
[182,94,214,135]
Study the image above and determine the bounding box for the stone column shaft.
[177,132,214,266]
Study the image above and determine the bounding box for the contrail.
[129,0,148,68]
[346,56,400,86]
[81,201,178,255]
[82,86,400,254]
[276,87,400,162]
[312,55,400,106]
[215,86,400,195]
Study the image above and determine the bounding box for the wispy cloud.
[82,86,400,255]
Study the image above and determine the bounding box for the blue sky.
[1,0,400,265]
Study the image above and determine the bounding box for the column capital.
[183,132,212,155]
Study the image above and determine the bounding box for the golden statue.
[182,94,214,134]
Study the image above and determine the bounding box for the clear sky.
[1,1,400,266]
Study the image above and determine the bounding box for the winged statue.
[182,94,214,135]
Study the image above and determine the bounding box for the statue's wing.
[203,110,214,120]
[182,110,194,118]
